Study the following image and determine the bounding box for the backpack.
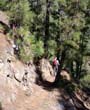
[53,59,57,65]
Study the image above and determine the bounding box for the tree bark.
[44,0,50,55]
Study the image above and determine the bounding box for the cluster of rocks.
[38,58,71,82]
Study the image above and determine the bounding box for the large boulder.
[60,70,71,81]
[0,11,9,27]
[39,58,54,82]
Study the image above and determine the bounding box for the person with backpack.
[53,57,59,76]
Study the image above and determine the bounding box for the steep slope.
[0,33,64,110]
[0,32,90,110]
[0,10,90,110]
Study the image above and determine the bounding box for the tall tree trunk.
[70,61,74,77]
[44,0,50,56]
[76,57,83,80]
[78,58,83,79]
[76,61,80,79]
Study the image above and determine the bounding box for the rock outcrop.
[0,11,9,27]
[39,58,71,82]
[39,58,55,82]
[60,70,71,81]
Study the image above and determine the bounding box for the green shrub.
[31,40,44,58]
[80,74,90,88]
[18,34,44,62]
[18,35,33,62]
[0,0,7,10]
[47,40,57,58]
[0,24,4,31]
[19,46,33,62]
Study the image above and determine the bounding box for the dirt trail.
[0,74,61,110]
[14,84,55,110]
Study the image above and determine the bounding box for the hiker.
[22,70,29,87]
[52,57,59,76]
[12,43,19,56]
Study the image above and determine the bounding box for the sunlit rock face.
[0,11,9,26]
[60,70,71,81]
[39,58,55,82]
